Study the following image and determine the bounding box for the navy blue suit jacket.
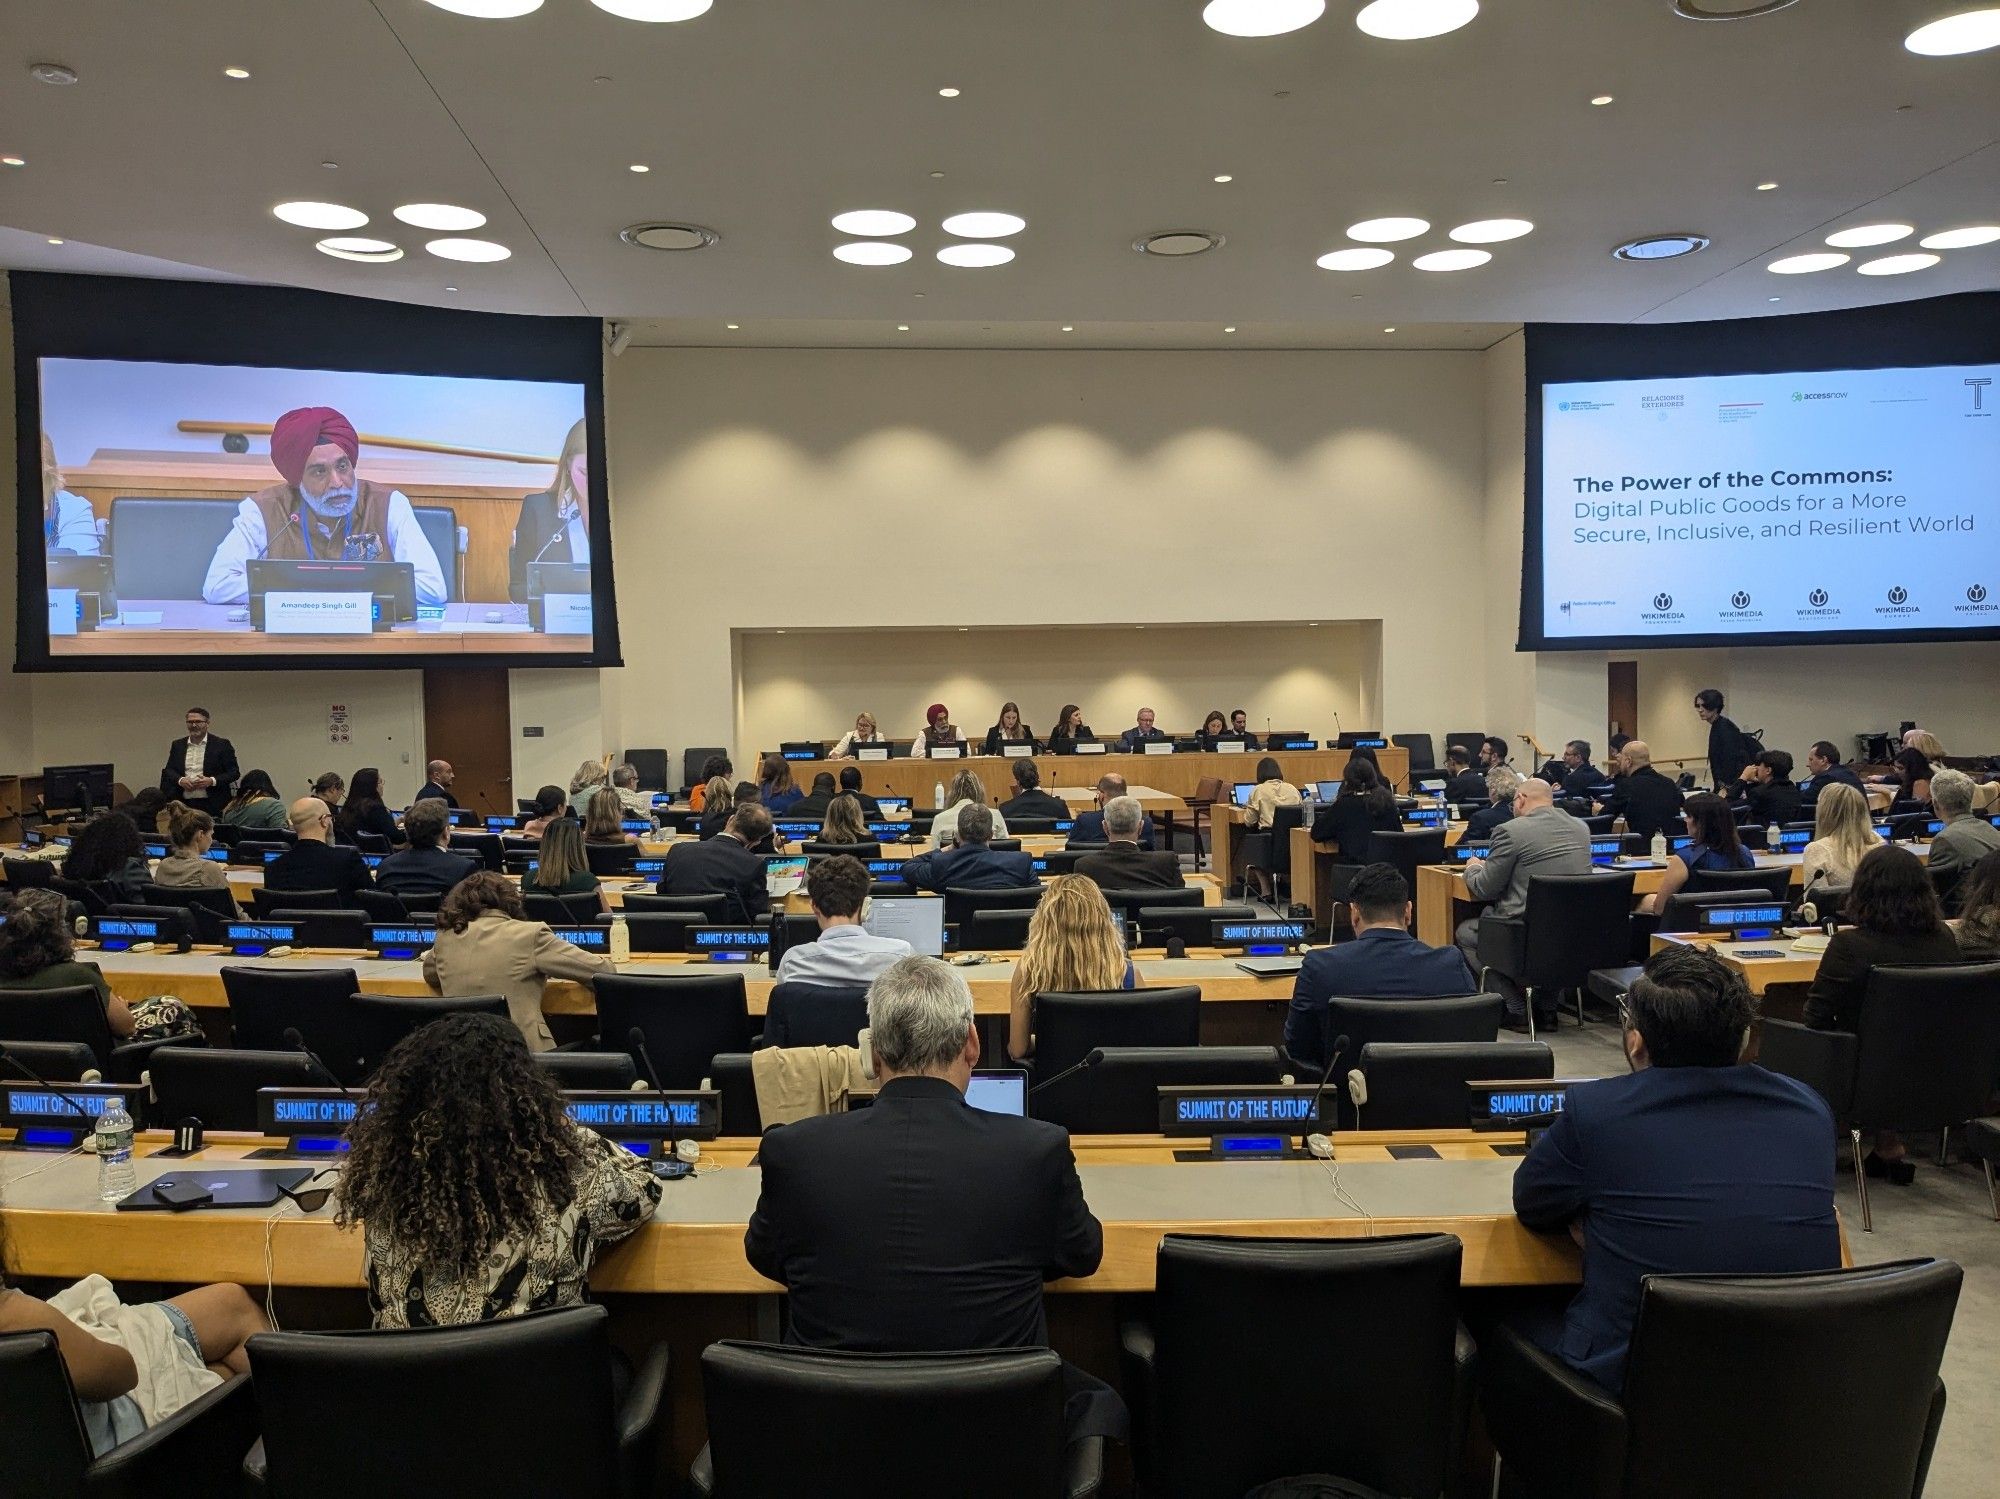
[1513,1064,1839,1391]
[1284,928,1477,1069]
[1798,763,1864,807]
[899,844,1035,893]
[1065,810,1155,850]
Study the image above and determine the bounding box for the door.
[422,666,513,817]
[1608,661,1638,745]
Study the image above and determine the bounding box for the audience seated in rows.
[760,755,803,816]
[1733,749,1801,826]
[609,761,658,829]
[1464,765,1519,842]
[1457,777,1592,1030]
[1799,739,1865,809]
[337,767,404,848]
[216,769,289,832]
[786,772,840,821]
[60,812,151,905]
[520,783,568,839]
[816,794,874,847]
[1957,852,2000,959]
[1067,774,1154,849]
[695,776,735,839]
[1237,757,1300,902]
[150,803,244,916]
[1599,739,1684,839]
[929,769,1010,849]
[1441,743,1486,805]
[520,817,609,915]
[998,758,1070,822]
[660,804,772,922]
[582,788,639,847]
[901,804,1030,894]
[269,797,373,902]
[1006,874,1136,1061]
[836,765,881,819]
[425,872,615,1053]
[1075,796,1182,891]
[773,855,912,989]
[1927,768,2000,887]
[375,798,475,898]
[1802,782,1877,894]
[1637,794,1755,916]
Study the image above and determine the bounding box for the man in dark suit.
[998,759,1070,822]
[1441,744,1487,806]
[1285,863,1476,1070]
[835,767,882,820]
[373,798,475,897]
[158,706,240,812]
[1116,707,1168,751]
[785,772,840,821]
[900,805,1033,892]
[745,955,1117,1434]
[266,797,374,902]
[1598,741,1684,840]
[1555,739,1606,802]
[661,803,772,921]
[1798,740,1865,809]
[1066,774,1155,849]
[1228,709,1261,752]
[1512,945,1840,1391]
[413,759,459,809]
[1075,796,1182,890]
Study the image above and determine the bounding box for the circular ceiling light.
[1756,181,1779,191]
[1346,216,1430,242]
[29,62,79,86]
[1590,93,1615,105]
[941,211,1025,238]
[589,0,713,19]
[224,67,251,79]
[937,243,1015,267]
[316,237,403,263]
[1857,252,1941,276]
[620,222,718,250]
[1134,230,1224,256]
[1412,247,1493,271]
[1448,217,1534,243]
[394,203,488,231]
[1201,0,1326,36]
[425,237,511,261]
[1825,223,1913,247]
[1355,0,1479,41]
[833,241,914,265]
[1766,251,1849,274]
[1905,7,2000,55]
[1920,224,2000,248]
[1673,0,1800,17]
[1612,233,1710,261]
[275,201,369,230]
[831,209,915,236]
[1316,247,1395,270]
[1,156,24,167]
[937,87,960,97]
[421,0,544,14]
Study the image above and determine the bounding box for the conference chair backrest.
[1929,862,1968,917]
[620,749,670,792]
[271,909,372,951]
[523,891,604,926]
[147,1045,320,1132]
[1353,1041,1554,1130]
[410,505,460,602]
[621,912,707,954]
[108,496,238,600]
[595,972,752,1090]
[141,879,237,927]
[247,1307,625,1497]
[1324,993,1501,1056]
[764,983,870,1049]
[1618,1260,1960,1499]
[450,831,505,873]
[962,908,1036,951]
[942,884,1043,929]
[50,878,108,917]
[351,994,508,1072]
[0,1330,95,1492]
[1657,889,1757,933]
[682,747,728,793]
[1141,1233,1466,1499]
[1518,873,1638,989]
[1038,1045,1287,1133]
[584,842,639,876]
[1365,828,1447,890]
[766,912,820,965]
[1030,987,1201,1131]
[1,858,56,889]
[0,986,117,1071]
[706,1052,761,1136]
[1684,865,1792,903]
[1391,733,1436,772]
[1098,885,1204,923]
[800,841,882,858]
[633,890,730,918]
[219,965,366,1084]
[105,902,193,946]
[1265,804,1305,877]
[1003,817,1059,835]
[250,887,341,917]
[532,1049,640,1091]
[1139,903,1256,948]
[353,832,393,856]
[1849,962,2000,1133]
[0,1037,98,1082]
[1034,849,1090,876]
[700,1342,1073,1499]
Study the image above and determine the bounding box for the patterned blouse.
[363,1124,662,1329]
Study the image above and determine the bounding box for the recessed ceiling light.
[1347,216,1430,242]
[726,323,740,329]
[446,285,459,292]
[1768,296,1780,302]
[937,87,960,97]
[831,209,916,236]
[1766,251,1849,274]
[1213,174,1234,183]
[1355,0,1479,40]
[1613,233,1710,260]
[1905,7,2000,55]
[1201,0,1326,36]
[1061,325,1076,332]
[223,67,251,79]
[1448,217,1533,243]
[1825,223,1912,247]
[315,236,403,263]
[1383,326,1396,333]
[1,156,23,167]
[46,238,62,246]
[1756,181,1779,191]
[274,201,369,230]
[1224,325,1237,332]
[1135,230,1224,256]
[941,211,1025,238]
[834,241,914,266]
[628,163,650,173]
[1590,93,1615,105]
[421,0,544,14]
[937,243,1014,267]
[394,203,488,231]
[898,324,912,331]
[1857,252,1941,276]
[29,62,79,86]
[589,0,713,19]
[1413,247,1492,271]
[1316,247,1395,270]
[621,222,718,251]
[1921,224,2000,249]
[425,237,511,261]
[321,160,339,170]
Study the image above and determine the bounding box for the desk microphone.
[271,510,306,555]
[529,528,568,567]
[627,1027,667,1092]
[283,1028,353,1100]
[0,1046,108,1131]
[1307,1032,1350,1144]
[1027,1048,1104,1097]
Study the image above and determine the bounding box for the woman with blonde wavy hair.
[1802,782,1877,892]
[931,767,1009,848]
[1007,875,1135,1061]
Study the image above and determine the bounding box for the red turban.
[927,703,948,724]
[269,406,358,487]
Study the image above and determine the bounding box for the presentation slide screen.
[1521,298,2000,651]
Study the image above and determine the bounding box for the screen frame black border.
[1519,290,2000,654]
[13,270,621,672]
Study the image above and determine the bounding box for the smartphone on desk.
[151,1178,214,1212]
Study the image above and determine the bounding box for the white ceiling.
[0,0,1995,349]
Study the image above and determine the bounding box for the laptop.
[864,896,946,956]
[964,1069,1029,1117]
[1315,781,1343,802]
[1235,954,1306,977]
[1232,783,1256,807]
[766,854,808,897]
[116,1167,314,1212]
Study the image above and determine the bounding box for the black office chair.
[1364,828,1447,898]
[1028,987,1202,1131]
[585,843,639,876]
[799,840,882,858]
[104,902,195,947]
[218,966,367,1084]
[0,1038,98,1081]
[140,882,237,941]
[1046,1045,1288,1133]
[1097,885,1204,925]
[1252,804,1305,907]
[0,985,188,1084]
[351,994,507,1068]
[1035,849,1090,876]
[1136,903,1254,948]
[596,973,754,1090]
[763,983,870,1048]
[1352,1040,1554,1129]
[249,887,342,917]
[1760,961,2000,1230]
[706,1052,762,1135]
[1121,1234,1471,1499]
[108,494,240,599]
[1477,872,1637,1036]
[1,857,56,889]
[624,891,730,918]
[1004,817,1059,835]
[959,908,1033,950]
[0,1329,259,1498]
[269,908,372,951]
[683,746,729,793]
[49,877,109,916]
[444,831,504,873]
[147,1045,320,1131]
[766,912,820,965]
[533,1049,641,1091]
[1391,733,1437,773]
[941,885,1043,929]
[617,913,701,954]
[396,890,447,917]
[1684,865,1793,903]
[244,1306,668,1498]
[523,891,605,925]
[1929,863,1969,916]
[1484,1259,1959,1499]
[620,749,671,793]
[1303,994,1499,1119]
[352,832,394,856]
[693,1342,1099,1499]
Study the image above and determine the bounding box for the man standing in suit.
[1066,774,1156,849]
[159,706,239,812]
[745,955,1118,1434]
[266,797,374,902]
[900,805,1033,892]
[1075,797,1182,890]
[1456,777,1592,1029]
[1117,707,1168,751]
[1512,945,1839,1390]
[659,804,772,922]
[1285,863,1476,1070]
[1599,741,1684,840]
[414,759,459,809]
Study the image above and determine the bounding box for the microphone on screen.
[627,1027,667,1093]
[271,510,307,554]
[529,528,568,566]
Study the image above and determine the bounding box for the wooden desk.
[52,600,576,658]
[1652,932,1826,994]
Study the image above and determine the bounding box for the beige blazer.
[422,911,617,1051]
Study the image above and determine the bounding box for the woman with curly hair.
[337,1012,660,1328]
[0,888,137,1037]
[60,811,152,903]
[431,871,614,1049]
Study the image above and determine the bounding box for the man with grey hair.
[1076,795,1183,889]
[1458,775,1592,1030]
[745,956,1116,1430]
[899,802,1034,893]
[609,761,659,829]
[1466,764,1523,841]
[1925,767,2000,899]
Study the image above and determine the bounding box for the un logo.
[1888,586,1909,605]
[1809,588,1829,607]
[1559,402,1571,412]
[1971,584,1989,604]
[1652,592,1673,611]
[1730,591,1751,609]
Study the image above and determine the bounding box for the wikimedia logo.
[1809,588,1829,607]
[1731,590,1751,610]
[1888,586,1908,605]
[1653,592,1673,611]
[1972,585,1990,604]
[1959,583,1997,616]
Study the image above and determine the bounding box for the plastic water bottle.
[1766,822,1783,859]
[96,1096,136,1202]
[609,913,631,964]
[1649,829,1667,861]
[933,780,946,812]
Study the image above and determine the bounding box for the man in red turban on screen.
[201,405,446,606]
